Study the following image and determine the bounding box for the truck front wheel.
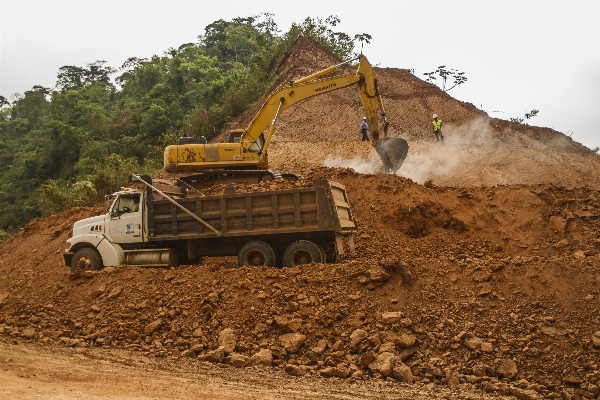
[282,240,323,268]
[70,248,103,273]
[238,241,277,267]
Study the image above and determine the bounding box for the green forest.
[0,14,367,242]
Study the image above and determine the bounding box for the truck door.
[108,194,144,244]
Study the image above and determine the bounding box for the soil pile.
[1,38,600,400]
[220,37,600,188]
[1,168,599,399]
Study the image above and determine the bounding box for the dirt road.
[0,340,510,399]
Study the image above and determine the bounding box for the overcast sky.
[1,1,599,150]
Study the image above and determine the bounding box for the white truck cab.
[64,188,154,272]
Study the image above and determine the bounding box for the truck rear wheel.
[70,248,103,273]
[282,240,323,268]
[238,241,277,267]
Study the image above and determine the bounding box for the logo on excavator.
[315,83,336,93]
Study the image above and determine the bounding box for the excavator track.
[176,169,302,191]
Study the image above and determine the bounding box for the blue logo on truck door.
[126,223,135,234]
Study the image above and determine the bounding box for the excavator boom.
[164,54,408,175]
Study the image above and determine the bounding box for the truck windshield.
[111,195,141,215]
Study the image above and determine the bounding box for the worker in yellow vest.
[432,114,444,143]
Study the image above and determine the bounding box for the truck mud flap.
[335,232,356,256]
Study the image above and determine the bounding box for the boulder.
[552,239,569,248]
[250,348,273,367]
[365,267,391,282]
[320,367,349,378]
[274,316,302,333]
[464,335,483,350]
[497,359,518,379]
[201,347,225,363]
[107,286,122,300]
[481,342,494,352]
[189,343,205,355]
[279,333,307,353]
[381,312,402,325]
[382,330,416,348]
[378,342,396,354]
[229,353,249,368]
[573,250,586,259]
[144,319,162,335]
[218,328,236,353]
[349,329,368,346]
[284,364,306,376]
[359,351,376,369]
[368,352,395,377]
[392,360,413,383]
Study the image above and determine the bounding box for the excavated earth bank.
[1,38,600,399]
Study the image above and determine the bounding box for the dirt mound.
[215,37,600,188]
[1,169,599,399]
[2,38,600,399]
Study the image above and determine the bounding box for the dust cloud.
[323,154,382,174]
[399,118,496,184]
[323,117,497,185]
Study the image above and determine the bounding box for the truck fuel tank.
[124,248,179,267]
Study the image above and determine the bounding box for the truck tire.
[282,240,323,268]
[70,248,103,273]
[238,241,277,267]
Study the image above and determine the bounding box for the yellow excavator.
[163,55,409,187]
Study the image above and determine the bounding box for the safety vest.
[432,119,442,131]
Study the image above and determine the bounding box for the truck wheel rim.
[246,250,266,266]
[75,256,92,271]
[292,250,311,265]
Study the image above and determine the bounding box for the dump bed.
[147,178,355,241]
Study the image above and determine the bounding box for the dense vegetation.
[0,14,366,241]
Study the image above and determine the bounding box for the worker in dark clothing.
[432,114,444,142]
[360,117,369,141]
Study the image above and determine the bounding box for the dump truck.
[63,175,356,272]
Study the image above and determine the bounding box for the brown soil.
[1,38,600,399]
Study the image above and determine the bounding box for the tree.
[56,61,115,90]
[424,66,467,91]
[353,33,372,53]
[510,109,539,124]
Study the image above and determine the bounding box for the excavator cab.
[229,129,265,154]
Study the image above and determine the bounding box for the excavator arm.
[240,55,408,173]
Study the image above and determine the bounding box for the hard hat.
[433,114,438,118]
[363,117,367,120]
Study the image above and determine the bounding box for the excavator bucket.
[374,137,409,174]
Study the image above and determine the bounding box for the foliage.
[424,66,467,91]
[593,146,599,155]
[0,14,366,231]
[510,109,539,124]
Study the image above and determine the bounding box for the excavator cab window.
[248,133,265,153]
